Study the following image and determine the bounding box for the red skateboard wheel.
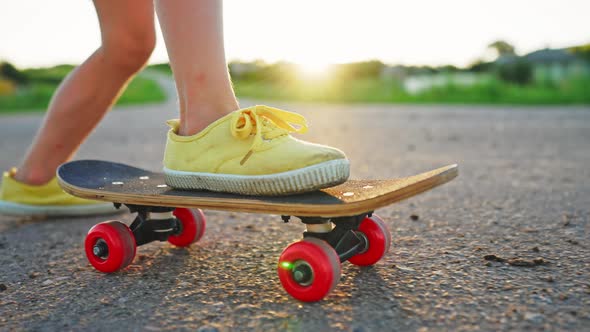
[348,214,391,266]
[278,238,341,302]
[168,208,206,247]
[85,221,136,273]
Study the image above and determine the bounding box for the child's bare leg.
[155,0,349,195]
[155,0,239,136]
[14,0,155,185]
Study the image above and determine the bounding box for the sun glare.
[297,61,332,80]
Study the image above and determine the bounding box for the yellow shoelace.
[230,105,308,165]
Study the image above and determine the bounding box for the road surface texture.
[0,74,589,331]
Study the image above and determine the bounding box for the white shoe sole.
[164,159,350,195]
[0,200,119,217]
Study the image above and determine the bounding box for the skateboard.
[57,160,458,302]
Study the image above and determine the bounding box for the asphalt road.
[0,75,589,331]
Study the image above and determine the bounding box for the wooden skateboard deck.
[57,160,458,301]
[57,160,458,218]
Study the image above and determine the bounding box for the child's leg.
[155,0,239,136]
[14,0,155,185]
[155,0,349,195]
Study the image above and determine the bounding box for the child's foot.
[163,105,350,195]
[0,168,117,217]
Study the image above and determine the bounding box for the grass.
[18,62,582,107]
[0,65,166,114]
[148,63,173,75]
[406,77,590,105]
[232,76,590,105]
[146,62,590,105]
[117,76,166,105]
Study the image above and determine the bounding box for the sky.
[0,0,589,69]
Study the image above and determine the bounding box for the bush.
[0,62,28,85]
[23,65,74,84]
[496,60,533,85]
[0,79,16,96]
[148,63,172,75]
[333,60,385,80]
[468,60,494,73]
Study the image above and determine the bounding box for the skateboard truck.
[91,206,181,258]
[123,204,182,246]
[298,213,371,262]
[85,204,206,274]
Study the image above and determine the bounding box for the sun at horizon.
[296,61,333,80]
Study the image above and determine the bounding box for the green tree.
[488,40,516,58]
[569,44,590,62]
[468,59,493,72]
[439,65,459,72]
[497,60,532,85]
[0,61,28,85]
[333,60,385,80]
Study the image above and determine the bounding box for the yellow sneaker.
[163,105,350,195]
[0,168,117,217]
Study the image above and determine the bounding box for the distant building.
[525,48,590,81]
[402,72,482,94]
[495,48,590,82]
[380,65,406,81]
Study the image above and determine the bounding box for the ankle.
[179,100,238,136]
[11,167,54,186]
